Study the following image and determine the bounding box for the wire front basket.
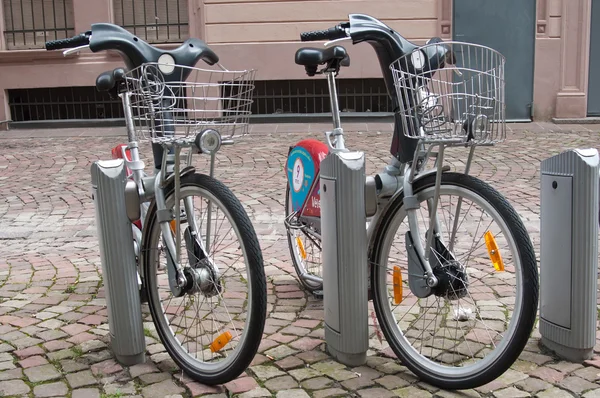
[124,62,256,143]
[390,41,506,146]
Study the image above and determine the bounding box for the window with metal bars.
[8,87,123,122]
[251,78,393,115]
[112,0,189,43]
[3,0,75,50]
[8,79,393,123]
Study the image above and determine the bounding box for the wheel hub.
[432,260,468,300]
[183,263,222,297]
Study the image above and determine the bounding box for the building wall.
[533,0,592,120]
[0,0,594,123]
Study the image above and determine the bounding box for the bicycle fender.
[366,166,450,257]
[286,139,328,217]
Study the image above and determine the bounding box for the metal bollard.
[320,150,369,367]
[539,148,599,362]
[91,159,146,366]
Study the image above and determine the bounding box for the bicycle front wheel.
[141,173,266,385]
[369,172,538,389]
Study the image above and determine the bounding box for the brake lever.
[324,37,352,48]
[63,44,91,57]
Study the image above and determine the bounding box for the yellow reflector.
[169,220,177,234]
[393,266,403,305]
[484,231,504,272]
[210,331,232,353]
[296,237,307,260]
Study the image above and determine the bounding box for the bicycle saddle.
[96,68,126,92]
[295,46,350,67]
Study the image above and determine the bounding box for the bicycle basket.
[124,62,256,143]
[390,41,506,145]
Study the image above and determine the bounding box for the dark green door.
[453,0,536,121]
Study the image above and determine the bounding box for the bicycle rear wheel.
[284,184,324,292]
[369,172,538,389]
[141,173,266,385]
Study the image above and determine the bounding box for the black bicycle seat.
[96,68,126,92]
[295,46,350,67]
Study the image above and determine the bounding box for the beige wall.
[534,0,593,120]
[0,0,594,122]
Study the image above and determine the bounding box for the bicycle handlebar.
[300,25,347,42]
[45,33,90,51]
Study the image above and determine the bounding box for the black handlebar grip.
[45,33,90,51]
[300,26,346,42]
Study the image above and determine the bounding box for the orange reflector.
[209,331,232,353]
[484,231,504,272]
[393,266,403,305]
[169,220,177,234]
[296,237,307,260]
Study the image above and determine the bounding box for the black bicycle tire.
[141,172,267,385]
[370,172,538,390]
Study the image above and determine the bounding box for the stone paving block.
[275,389,311,398]
[19,354,48,368]
[492,386,531,397]
[13,336,43,349]
[104,380,137,395]
[90,358,123,376]
[393,385,433,397]
[141,379,185,398]
[47,348,75,361]
[24,363,62,383]
[0,379,30,396]
[0,367,23,381]
[558,376,599,394]
[536,387,576,397]
[264,344,299,360]
[300,376,334,390]
[37,319,65,330]
[250,365,286,380]
[66,369,96,388]
[264,375,300,391]
[357,387,398,398]
[138,371,172,385]
[275,355,304,370]
[32,381,69,397]
[129,362,160,378]
[72,388,101,398]
[224,376,260,394]
[238,387,273,398]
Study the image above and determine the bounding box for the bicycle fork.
[154,143,222,297]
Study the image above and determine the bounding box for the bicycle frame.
[287,68,451,290]
[113,90,215,291]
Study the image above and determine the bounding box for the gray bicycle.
[284,14,539,389]
[45,24,266,385]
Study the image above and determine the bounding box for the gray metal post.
[320,150,369,367]
[91,159,146,366]
[539,148,599,362]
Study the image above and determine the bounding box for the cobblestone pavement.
[1,122,600,398]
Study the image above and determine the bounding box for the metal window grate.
[113,0,189,43]
[252,78,394,115]
[8,87,123,122]
[3,0,75,50]
[8,79,393,123]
